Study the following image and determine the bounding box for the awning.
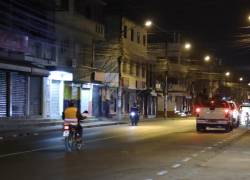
[0,62,49,76]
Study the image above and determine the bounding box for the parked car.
[195,100,235,132]
[239,103,250,126]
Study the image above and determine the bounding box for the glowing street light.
[184,43,192,50]
[248,83,250,86]
[239,77,243,81]
[248,15,250,22]
[204,55,211,62]
[225,71,230,77]
[145,20,153,27]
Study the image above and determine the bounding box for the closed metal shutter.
[11,72,27,117]
[29,76,42,116]
[0,71,7,117]
[50,80,60,118]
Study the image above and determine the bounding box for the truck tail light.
[196,108,200,117]
[224,108,229,118]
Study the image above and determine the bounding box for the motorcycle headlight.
[130,112,135,117]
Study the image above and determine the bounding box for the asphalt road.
[0,118,248,180]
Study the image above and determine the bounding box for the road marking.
[145,179,153,180]
[157,170,168,176]
[33,133,39,136]
[172,164,181,168]
[201,150,206,153]
[192,153,198,157]
[0,134,129,159]
[182,157,191,162]
[13,134,17,138]
[213,144,218,147]
[207,147,213,150]
[87,135,124,143]
[0,145,62,159]
[218,142,223,144]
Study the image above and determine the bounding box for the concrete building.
[0,0,54,120]
[45,0,106,119]
[95,16,157,119]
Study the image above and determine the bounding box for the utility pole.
[91,39,95,81]
[163,70,168,118]
[117,56,122,120]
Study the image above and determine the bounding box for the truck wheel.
[225,124,233,132]
[197,125,205,132]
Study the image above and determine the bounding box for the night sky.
[105,0,250,69]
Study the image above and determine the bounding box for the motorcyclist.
[130,102,140,126]
[62,101,86,139]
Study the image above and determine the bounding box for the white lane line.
[192,153,198,157]
[172,164,182,168]
[218,142,223,144]
[145,179,153,180]
[207,147,213,150]
[201,150,206,153]
[33,133,39,136]
[213,144,218,147]
[0,145,62,159]
[182,157,192,162]
[157,170,168,176]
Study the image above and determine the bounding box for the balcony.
[55,12,105,40]
[0,30,56,66]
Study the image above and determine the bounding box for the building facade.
[0,0,54,120]
[44,0,106,119]
[95,16,157,119]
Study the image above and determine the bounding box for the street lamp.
[248,15,250,22]
[145,20,153,27]
[225,71,230,77]
[239,77,243,82]
[248,83,250,86]
[204,55,211,62]
[184,43,192,50]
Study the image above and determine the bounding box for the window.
[55,0,69,11]
[131,29,134,41]
[137,32,140,44]
[136,64,140,76]
[123,26,127,38]
[122,62,127,73]
[142,66,146,78]
[143,35,146,46]
[130,63,134,75]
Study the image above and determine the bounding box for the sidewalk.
[0,116,194,138]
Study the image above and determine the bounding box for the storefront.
[47,71,73,119]
[0,66,48,119]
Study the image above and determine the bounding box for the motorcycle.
[129,110,139,126]
[63,124,83,152]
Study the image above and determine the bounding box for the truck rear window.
[202,101,229,109]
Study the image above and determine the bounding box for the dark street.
[0,118,248,180]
